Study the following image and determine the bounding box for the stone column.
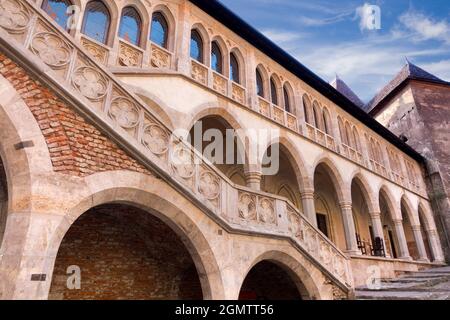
[339,201,360,255]
[411,225,429,262]
[244,171,262,191]
[300,189,317,227]
[393,219,412,260]
[369,211,387,255]
[427,229,445,263]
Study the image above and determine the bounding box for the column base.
[399,256,413,261]
[345,249,362,256]
[417,258,430,263]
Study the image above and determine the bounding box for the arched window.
[82,1,111,44]
[353,127,361,152]
[303,95,313,125]
[283,85,291,113]
[42,0,73,31]
[150,12,168,49]
[119,7,142,46]
[190,29,203,63]
[338,117,347,145]
[313,102,322,130]
[323,107,331,135]
[230,52,240,84]
[211,41,223,74]
[270,77,278,105]
[256,69,265,97]
[345,122,354,147]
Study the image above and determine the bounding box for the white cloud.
[355,3,382,32]
[419,60,450,81]
[399,10,450,44]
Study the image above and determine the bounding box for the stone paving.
[356,266,450,300]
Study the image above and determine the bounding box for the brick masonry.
[48,204,203,300]
[0,53,151,177]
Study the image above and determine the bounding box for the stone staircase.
[356,266,450,300]
[0,0,353,296]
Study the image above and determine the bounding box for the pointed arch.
[150,5,176,51]
[312,101,322,130]
[283,82,294,114]
[119,6,143,46]
[256,64,269,99]
[190,23,209,65]
[270,74,281,106]
[322,107,332,135]
[211,36,228,76]
[229,49,242,85]
[337,116,347,145]
[312,157,347,203]
[350,173,377,213]
[82,0,112,45]
[302,94,313,125]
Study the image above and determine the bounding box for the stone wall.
[374,80,450,261]
[48,204,203,300]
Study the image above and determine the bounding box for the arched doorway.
[188,116,246,186]
[379,189,399,259]
[48,203,203,300]
[401,200,420,261]
[0,156,7,246]
[238,261,306,300]
[418,211,433,261]
[351,178,373,256]
[261,143,302,210]
[313,163,345,250]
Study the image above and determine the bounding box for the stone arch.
[45,178,225,300]
[190,23,210,65]
[239,250,322,300]
[119,0,151,48]
[302,94,314,125]
[282,81,295,114]
[186,108,247,184]
[256,64,269,99]
[269,73,282,106]
[211,35,229,76]
[379,185,399,221]
[84,0,120,47]
[322,106,332,135]
[261,136,311,193]
[401,195,419,226]
[312,156,347,203]
[0,74,53,299]
[150,4,176,51]
[349,173,377,213]
[312,100,322,130]
[230,47,246,86]
[418,201,442,262]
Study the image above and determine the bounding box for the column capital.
[392,218,403,225]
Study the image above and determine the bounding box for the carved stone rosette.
[141,123,169,156]
[151,45,170,68]
[118,42,142,67]
[0,0,30,33]
[31,32,72,69]
[72,66,108,101]
[238,192,257,221]
[170,143,196,180]
[258,197,276,224]
[108,97,141,129]
[198,170,220,200]
[81,37,108,65]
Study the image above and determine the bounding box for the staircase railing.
[0,0,352,289]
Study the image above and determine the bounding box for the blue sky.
[220,0,450,102]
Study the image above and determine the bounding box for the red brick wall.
[48,204,203,300]
[239,261,302,300]
[0,54,150,177]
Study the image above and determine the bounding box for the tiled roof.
[330,75,365,109]
[366,61,449,114]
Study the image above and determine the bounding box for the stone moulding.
[0,0,353,293]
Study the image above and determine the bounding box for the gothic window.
[150,12,168,49]
[283,85,291,113]
[230,52,240,84]
[313,102,322,130]
[338,117,347,145]
[82,1,111,44]
[119,7,142,46]
[352,127,361,152]
[42,0,73,31]
[190,29,204,63]
[270,77,278,105]
[256,69,265,97]
[303,95,313,125]
[323,107,332,135]
[211,41,223,74]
